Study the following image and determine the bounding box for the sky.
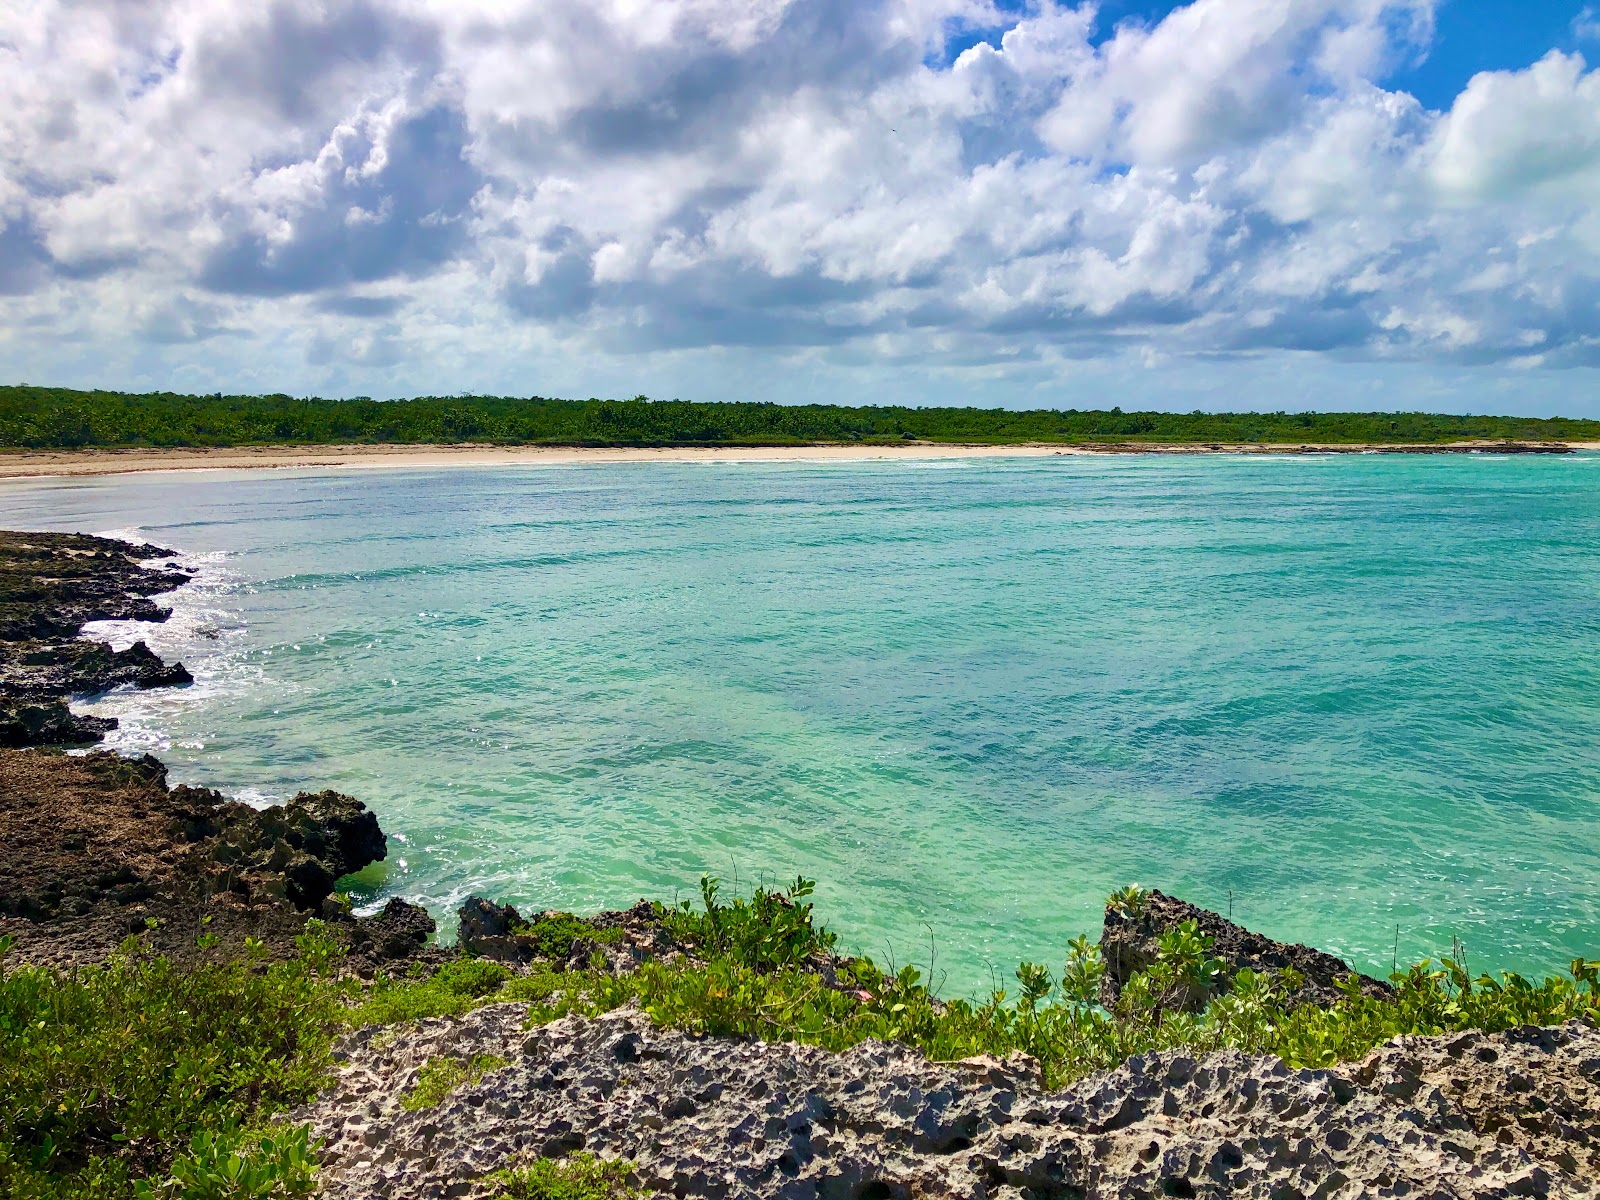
[2,0,1599,414]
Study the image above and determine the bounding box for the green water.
[9,453,1600,993]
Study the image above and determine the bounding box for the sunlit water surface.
[7,454,1600,993]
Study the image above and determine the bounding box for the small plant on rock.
[657,875,836,971]
[401,1054,510,1111]
[511,913,622,962]
[487,1153,638,1200]
[1106,884,1149,919]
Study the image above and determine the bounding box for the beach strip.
[0,438,1590,480]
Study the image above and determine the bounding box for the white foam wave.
[69,529,262,759]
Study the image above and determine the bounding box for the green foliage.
[656,875,837,971]
[131,1125,317,1200]
[350,957,513,1026]
[1106,884,1149,919]
[3,385,1597,450]
[511,913,622,962]
[355,892,1600,1094]
[486,1153,637,1200]
[0,927,347,1199]
[401,1054,510,1111]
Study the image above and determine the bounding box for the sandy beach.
[0,439,1589,480]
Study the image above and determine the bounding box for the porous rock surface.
[301,1003,1600,1199]
[1100,889,1392,1012]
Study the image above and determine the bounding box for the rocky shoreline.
[3,527,1598,1198]
[0,530,198,746]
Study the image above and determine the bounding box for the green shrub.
[0,926,347,1198]
[656,875,837,971]
[486,1153,637,1200]
[131,1124,317,1200]
[351,957,513,1025]
[510,913,622,961]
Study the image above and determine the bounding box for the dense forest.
[3,384,1597,449]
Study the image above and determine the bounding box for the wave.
[69,529,263,765]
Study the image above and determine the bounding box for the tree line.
[3,384,1596,449]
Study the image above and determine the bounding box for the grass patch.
[486,1153,636,1200]
[351,957,514,1026]
[402,1054,510,1111]
[511,913,622,961]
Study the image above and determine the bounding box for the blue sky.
[2,0,1600,414]
[945,1,1594,106]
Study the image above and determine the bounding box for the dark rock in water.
[458,896,526,962]
[279,790,388,883]
[209,789,388,912]
[0,530,196,749]
[0,700,117,747]
[353,898,437,960]
[1099,888,1392,1011]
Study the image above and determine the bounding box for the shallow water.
[7,453,1600,994]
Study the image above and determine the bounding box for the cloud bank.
[2,0,1599,410]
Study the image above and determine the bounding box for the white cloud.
[0,0,1599,405]
[1429,51,1600,200]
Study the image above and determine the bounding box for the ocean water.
[6,453,1600,994]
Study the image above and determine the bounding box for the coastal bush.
[0,926,346,1199]
[131,1124,317,1200]
[655,875,837,971]
[351,956,513,1025]
[353,884,1600,1092]
[485,1153,637,1200]
[510,913,623,961]
[401,1054,510,1111]
[8,883,1600,1198]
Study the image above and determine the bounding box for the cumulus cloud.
[1,0,1599,401]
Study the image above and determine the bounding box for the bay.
[6,452,1600,993]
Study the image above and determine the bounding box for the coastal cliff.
[2,528,1598,1199]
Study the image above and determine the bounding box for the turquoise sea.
[7,453,1600,994]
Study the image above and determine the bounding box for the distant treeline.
[3,385,1596,449]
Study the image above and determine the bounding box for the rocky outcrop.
[456,895,667,973]
[347,898,438,962]
[0,529,195,747]
[1099,888,1392,1012]
[457,896,525,961]
[300,1002,1600,1199]
[203,788,388,911]
[0,749,408,969]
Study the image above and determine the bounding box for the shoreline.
[0,437,1591,480]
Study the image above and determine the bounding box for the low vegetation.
[5,885,1599,1198]
[401,1054,510,1112]
[510,913,623,962]
[485,1154,638,1200]
[0,929,346,1199]
[5,384,1598,449]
